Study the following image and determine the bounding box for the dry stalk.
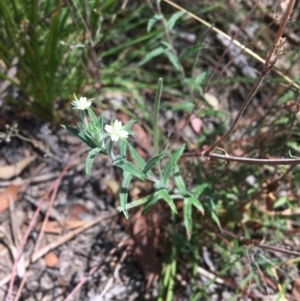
[201,0,296,165]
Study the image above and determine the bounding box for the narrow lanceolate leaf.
[174,164,186,191]
[123,119,136,132]
[189,196,204,215]
[167,11,185,30]
[44,2,61,78]
[87,108,98,126]
[113,156,145,181]
[143,147,167,175]
[138,47,165,66]
[118,139,127,158]
[208,197,222,230]
[162,144,185,184]
[142,191,162,214]
[86,148,102,178]
[119,119,136,157]
[194,71,208,85]
[117,195,149,212]
[120,171,132,218]
[191,182,208,198]
[97,112,104,130]
[183,198,192,238]
[128,144,146,170]
[147,14,163,32]
[165,50,182,72]
[62,125,97,148]
[158,189,177,214]
[128,144,154,176]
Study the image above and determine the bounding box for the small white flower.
[104,120,129,142]
[72,96,92,110]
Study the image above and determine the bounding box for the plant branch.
[202,0,296,158]
[207,152,300,166]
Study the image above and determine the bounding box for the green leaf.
[289,150,300,158]
[157,188,177,213]
[274,117,290,125]
[143,147,167,174]
[183,198,192,235]
[172,102,195,112]
[179,44,204,59]
[128,144,146,169]
[119,139,127,158]
[190,196,204,214]
[274,196,288,209]
[97,112,104,130]
[165,50,182,72]
[44,2,61,78]
[87,107,98,126]
[99,0,117,13]
[162,144,185,184]
[160,41,171,49]
[207,197,222,230]
[123,119,136,131]
[128,145,154,176]
[167,11,185,30]
[62,125,97,148]
[86,148,102,178]
[147,14,163,32]
[138,47,165,66]
[277,90,295,104]
[143,191,161,214]
[174,164,186,190]
[113,156,145,181]
[191,183,208,197]
[287,141,300,153]
[118,195,149,212]
[194,71,208,85]
[120,171,132,218]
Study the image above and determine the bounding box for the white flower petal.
[115,120,123,131]
[72,96,92,110]
[118,130,129,138]
[104,124,113,133]
[104,119,129,142]
[111,134,119,142]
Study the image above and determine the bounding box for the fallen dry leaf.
[0,155,36,180]
[204,92,219,110]
[69,203,90,220]
[189,114,202,134]
[0,185,20,212]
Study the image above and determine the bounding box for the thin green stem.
[81,110,89,130]
[153,78,163,175]
[106,139,116,161]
